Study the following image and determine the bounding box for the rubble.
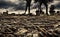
[15,28,28,35]
[0,16,60,37]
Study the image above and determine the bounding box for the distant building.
[0,12,2,16]
[36,10,40,16]
[3,11,8,16]
[57,11,60,15]
[49,5,55,15]
[10,13,16,16]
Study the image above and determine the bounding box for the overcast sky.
[0,0,60,14]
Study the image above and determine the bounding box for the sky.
[0,0,60,14]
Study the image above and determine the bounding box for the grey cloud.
[0,1,17,9]
[0,0,60,11]
[0,0,26,10]
[14,1,26,10]
[55,2,60,9]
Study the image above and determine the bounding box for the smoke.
[14,1,26,10]
[0,0,60,11]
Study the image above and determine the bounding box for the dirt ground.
[0,15,60,37]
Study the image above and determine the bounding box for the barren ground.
[0,15,60,37]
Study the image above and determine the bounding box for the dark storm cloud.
[0,0,26,10]
[49,0,53,2]
[0,1,17,9]
[14,1,26,10]
[55,2,60,9]
[0,0,60,10]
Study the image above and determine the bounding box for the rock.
[33,33,38,37]
[15,28,28,35]
[26,33,33,37]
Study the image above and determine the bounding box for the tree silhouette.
[25,0,32,15]
[34,0,54,15]
[34,0,53,3]
[38,0,48,15]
